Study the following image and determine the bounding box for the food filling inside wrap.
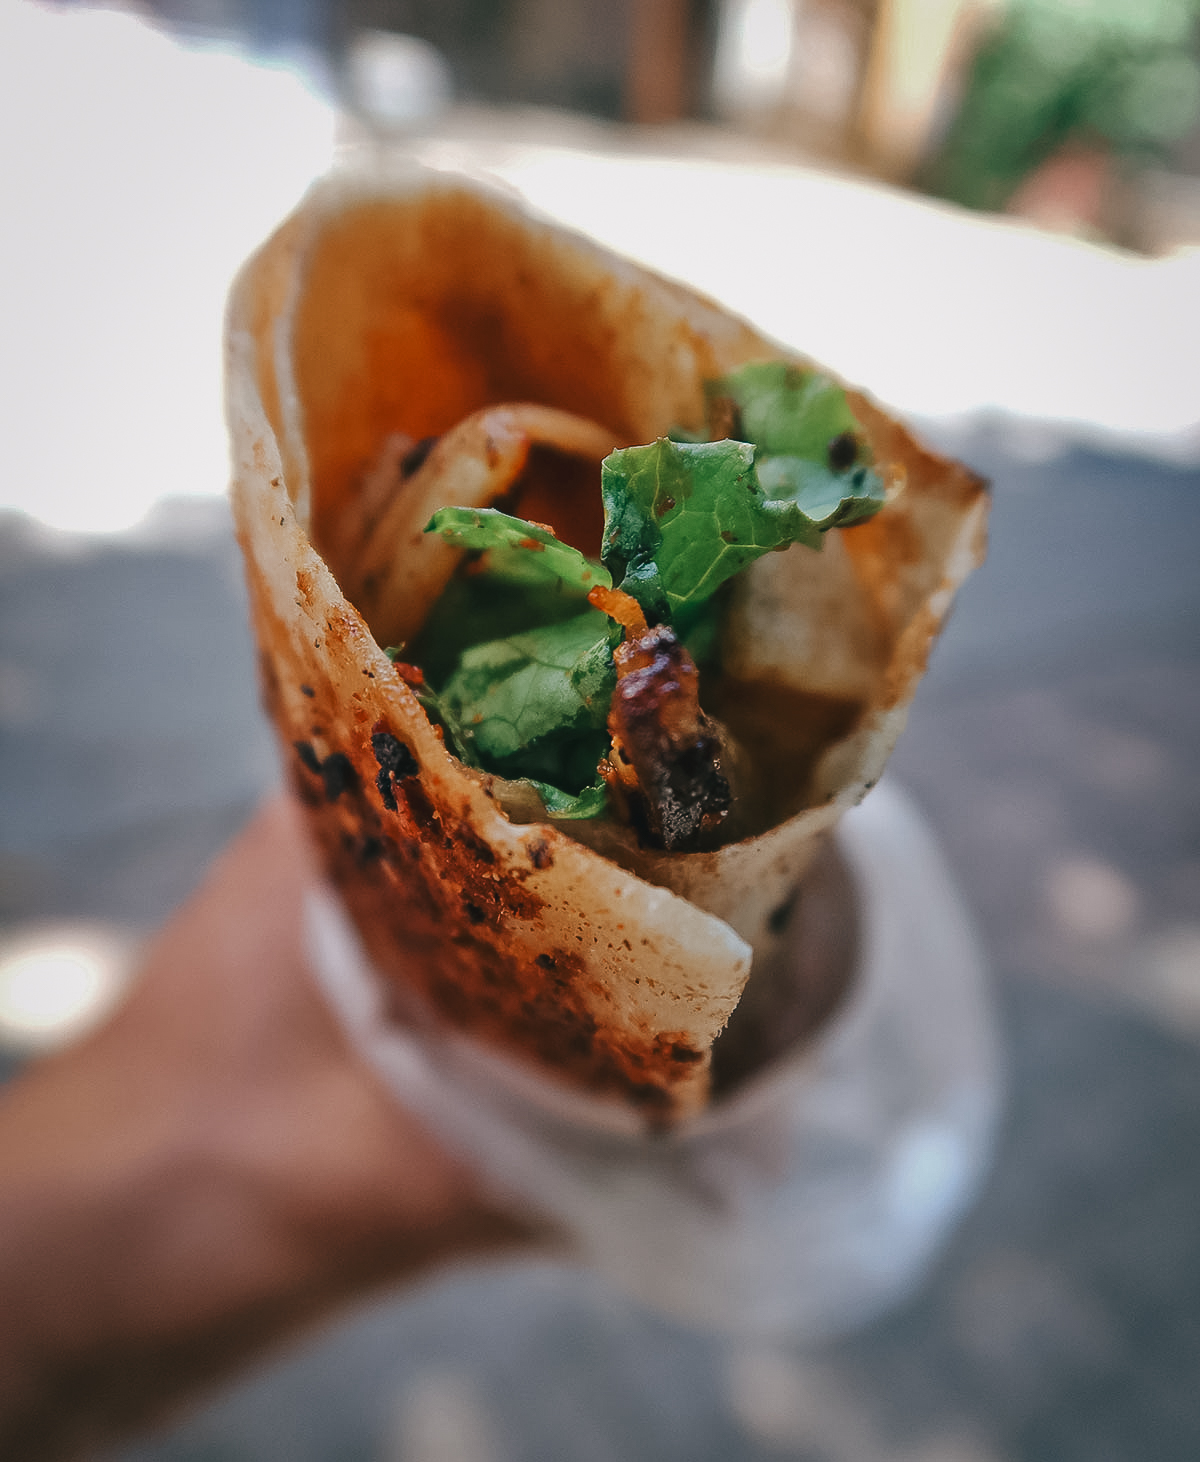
[342,360,893,853]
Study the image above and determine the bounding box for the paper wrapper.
[225,165,988,1123]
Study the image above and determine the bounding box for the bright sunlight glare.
[713,0,794,114]
[740,0,795,81]
[0,923,138,1051]
[0,0,335,535]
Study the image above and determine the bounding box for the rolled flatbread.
[225,167,987,1122]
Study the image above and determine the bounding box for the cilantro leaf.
[425,507,611,595]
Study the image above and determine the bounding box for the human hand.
[0,794,537,1460]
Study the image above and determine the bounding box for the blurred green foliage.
[929,0,1200,212]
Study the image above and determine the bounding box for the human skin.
[0,795,537,1461]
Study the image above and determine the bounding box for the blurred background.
[141,0,1200,248]
[1,0,1199,1458]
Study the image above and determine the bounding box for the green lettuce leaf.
[604,363,886,624]
[413,361,886,815]
[520,775,610,820]
[436,609,620,790]
[414,683,482,768]
[600,437,825,623]
[425,506,611,595]
[755,455,886,528]
[710,360,885,523]
[711,361,861,460]
[408,570,594,691]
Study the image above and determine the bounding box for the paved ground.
[2,426,1199,1460]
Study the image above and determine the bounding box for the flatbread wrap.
[225,167,987,1124]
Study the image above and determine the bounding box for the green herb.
[407,572,592,691]
[411,363,887,819]
[414,683,482,768]
[519,775,610,820]
[600,435,880,628]
[712,361,862,459]
[708,360,884,520]
[755,454,887,529]
[435,610,620,791]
